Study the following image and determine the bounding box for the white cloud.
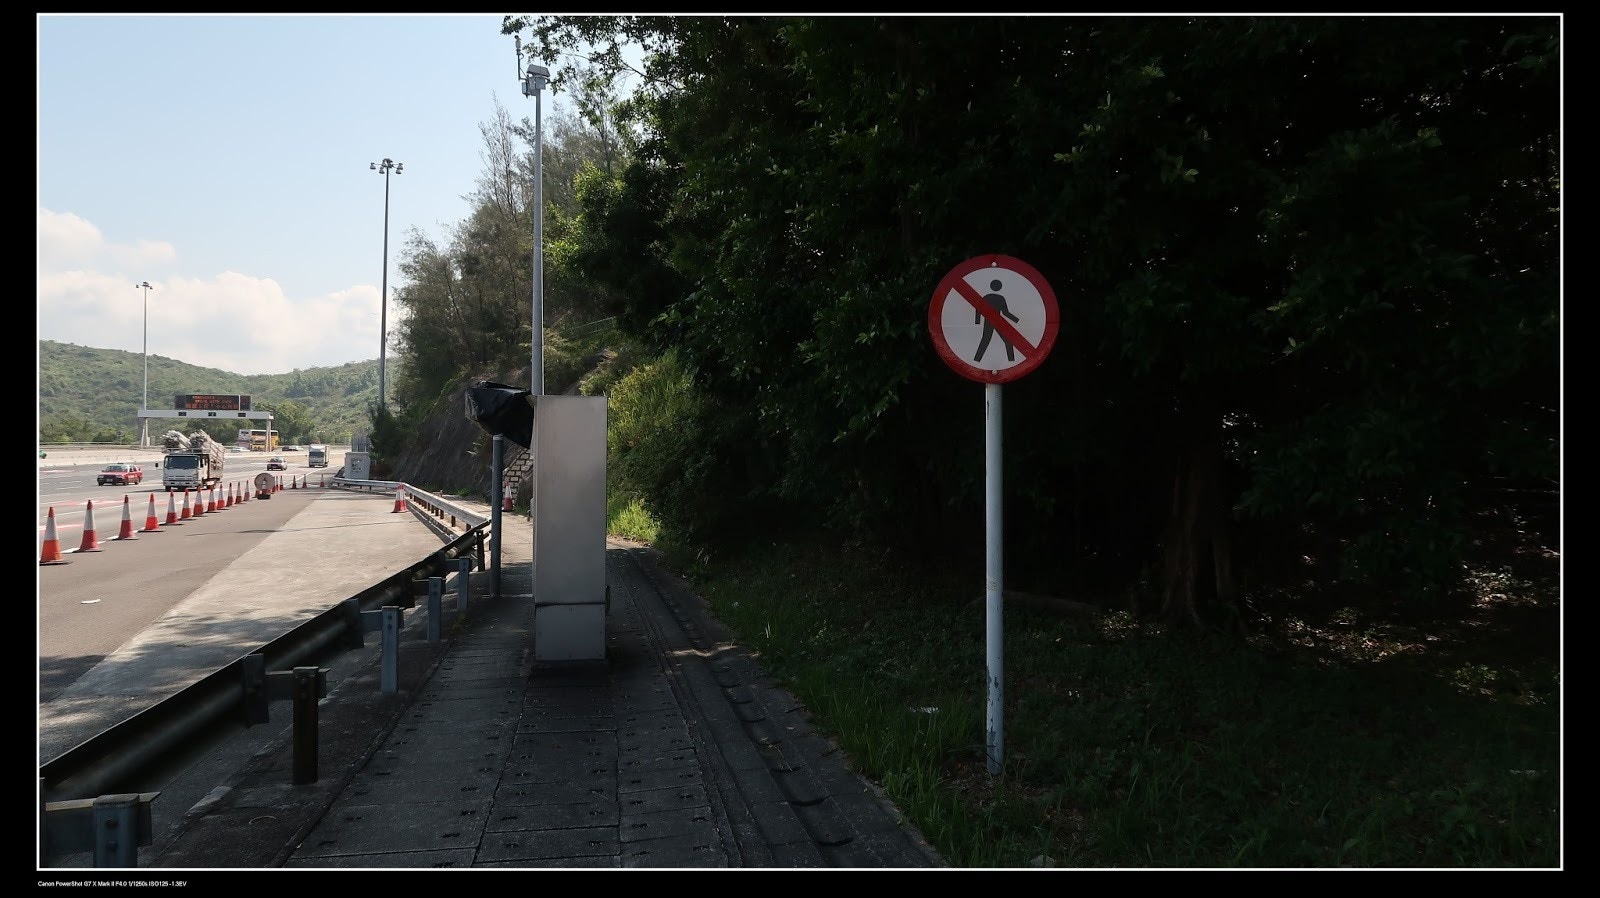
[111,239,180,270]
[36,208,106,269]
[37,208,382,376]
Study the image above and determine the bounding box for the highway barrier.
[36,473,498,865]
[39,522,488,853]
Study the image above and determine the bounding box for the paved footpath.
[139,499,945,871]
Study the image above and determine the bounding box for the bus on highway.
[239,428,279,452]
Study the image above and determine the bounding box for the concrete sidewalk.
[136,498,945,870]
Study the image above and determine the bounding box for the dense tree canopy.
[478,15,1560,627]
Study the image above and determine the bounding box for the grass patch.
[606,491,659,544]
[658,538,1560,868]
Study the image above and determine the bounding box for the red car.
[97,463,144,486]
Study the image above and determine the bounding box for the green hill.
[38,340,381,446]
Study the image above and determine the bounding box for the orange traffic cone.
[242,480,251,502]
[224,483,233,507]
[192,488,205,517]
[141,494,162,533]
[205,487,217,514]
[78,500,104,552]
[180,489,193,521]
[290,475,297,490]
[113,495,139,540]
[40,507,68,565]
[165,490,180,525]
[392,484,409,513]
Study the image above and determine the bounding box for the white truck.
[161,429,226,492]
[307,444,329,467]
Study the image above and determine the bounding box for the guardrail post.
[381,606,400,693]
[239,656,329,783]
[340,598,364,649]
[39,777,47,866]
[40,790,159,867]
[93,793,142,867]
[457,556,471,610]
[241,653,270,725]
[291,666,321,784]
[427,576,443,643]
[353,604,404,694]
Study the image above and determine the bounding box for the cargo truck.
[161,430,226,492]
[307,444,329,467]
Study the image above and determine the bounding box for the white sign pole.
[985,381,1004,775]
[930,253,1057,779]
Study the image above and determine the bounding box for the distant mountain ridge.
[38,340,381,444]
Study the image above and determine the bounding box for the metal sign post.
[984,381,1004,775]
[929,253,1059,776]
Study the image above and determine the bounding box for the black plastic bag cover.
[465,380,534,448]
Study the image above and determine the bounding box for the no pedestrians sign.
[928,254,1059,383]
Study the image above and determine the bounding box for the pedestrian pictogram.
[928,254,1059,383]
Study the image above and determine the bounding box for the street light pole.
[521,51,549,396]
[370,157,403,410]
[135,281,152,448]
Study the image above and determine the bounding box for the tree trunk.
[1159,407,1236,632]
[1160,440,1208,630]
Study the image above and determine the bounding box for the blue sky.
[38,13,568,377]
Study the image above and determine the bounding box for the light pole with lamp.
[514,39,550,594]
[519,39,548,395]
[135,281,152,448]
[370,157,402,410]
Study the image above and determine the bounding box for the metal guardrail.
[39,497,488,813]
[330,478,491,530]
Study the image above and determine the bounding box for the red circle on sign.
[928,254,1059,384]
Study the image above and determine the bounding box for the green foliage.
[605,492,659,544]
[385,94,635,425]
[38,340,377,445]
[604,349,739,544]
[514,14,1559,612]
[365,400,410,478]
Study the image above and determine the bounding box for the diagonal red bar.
[951,278,1036,360]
